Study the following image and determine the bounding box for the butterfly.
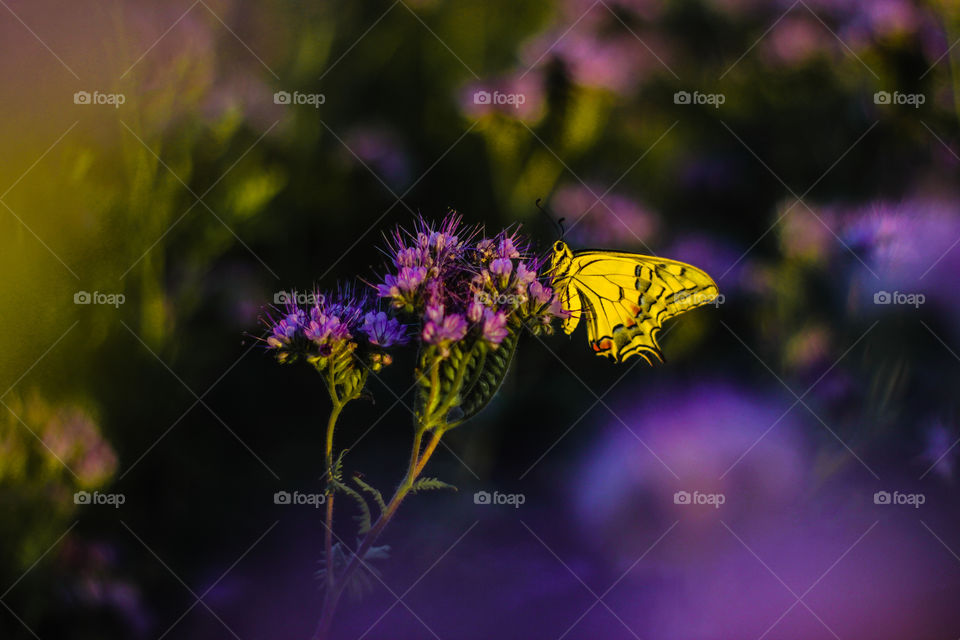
[548,240,719,364]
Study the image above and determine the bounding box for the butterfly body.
[548,240,719,364]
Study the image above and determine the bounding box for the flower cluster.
[376,214,563,357]
[263,288,407,374]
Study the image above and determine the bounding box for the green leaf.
[363,543,391,562]
[410,477,458,493]
[333,479,372,534]
[330,449,348,485]
[458,323,521,422]
[352,475,386,517]
[316,542,391,600]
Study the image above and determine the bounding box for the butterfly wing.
[560,251,718,364]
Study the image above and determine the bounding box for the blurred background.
[2,0,960,638]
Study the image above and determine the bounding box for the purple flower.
[265,308,305,350]
[375,214,566,348]
[514,262,536,291]
[376,214,475,310]
[304,312,349,345]
[481,309,509,345]
[264,285,407,370]
[362,311,409,347]
[497,235,521,259]
[489,257,513,278]
[467,298,485,323]
[377,267,429,309]
[422,304,468,346]
[528,280,553,306]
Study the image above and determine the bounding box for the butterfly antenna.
[535,198,565,240]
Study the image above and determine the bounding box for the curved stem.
[314,423,447,639]
[316,372,343,640]
[323,398,342,595]
[314,352,469,638]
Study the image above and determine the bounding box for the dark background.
[2,1,960,638]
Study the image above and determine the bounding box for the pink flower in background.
[552,183,660,249]
[342,126,411,189]
[765,15,832,66]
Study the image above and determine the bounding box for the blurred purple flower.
[521,12,672,94]
[572,381,809,563]
[551,183,660,249]
[560,379,956,639]
[342,126,411,189]
[836,199,960,319]
[664,233,748,292]
[919,421,957,480]
[765,15,832,66]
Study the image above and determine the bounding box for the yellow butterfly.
[548,240,719,364]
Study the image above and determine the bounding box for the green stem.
[314,352,470,638]
[315,410,448,638]
[323,372,343,602]
[323,399,342,596]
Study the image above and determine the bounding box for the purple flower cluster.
[376,214,563,356]
[263,288,407,370]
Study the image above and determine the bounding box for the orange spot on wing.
[593,338,613,352]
